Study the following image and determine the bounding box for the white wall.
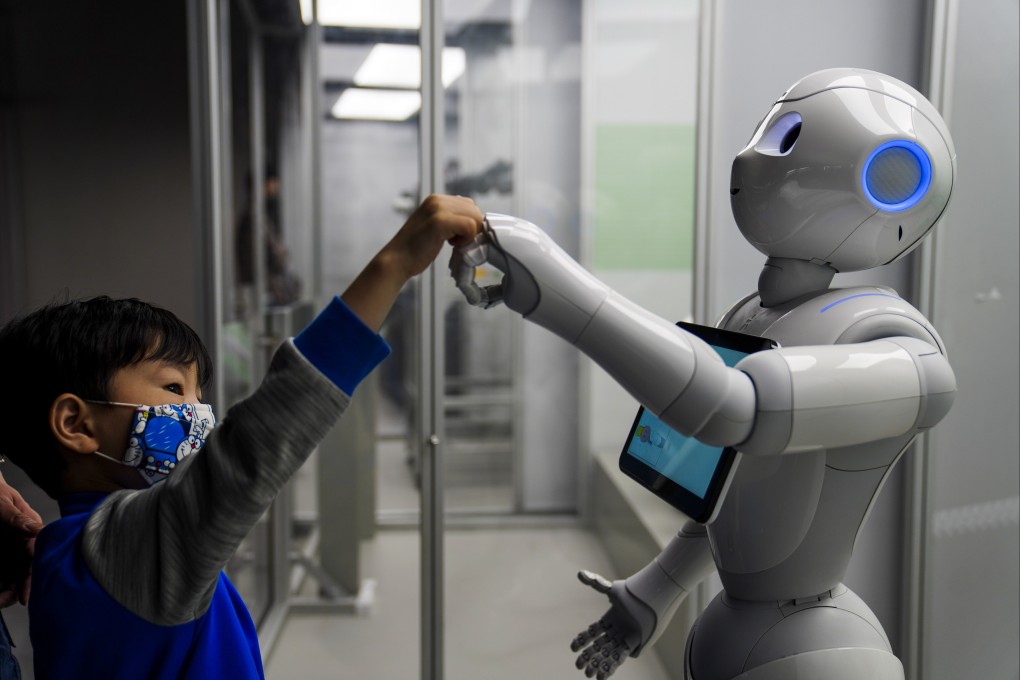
[8,4,199,329]
[0,4,197,675]
[921,1,1020,678]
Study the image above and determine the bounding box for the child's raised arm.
[74,194,483,628]
[342,194,484,331]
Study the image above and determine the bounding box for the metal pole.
[692,0,716,328]
[904,2,957,678]
[691,0,718,620]
[309,0,324,301]
[419,1,446,678]
[186,0,227,413]
[251,23,268,345]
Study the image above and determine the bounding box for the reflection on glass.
[220,6,271,625]
[441,0,586,517]
[271,1,700,677]
[222,3,311,629]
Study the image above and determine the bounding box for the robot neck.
[758,257,837,307]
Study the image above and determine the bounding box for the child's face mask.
[88,401,217,485]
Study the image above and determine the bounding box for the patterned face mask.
[89,401,217,485]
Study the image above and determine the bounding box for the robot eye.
[754,112,802,156]
[779,122,801,154]
[862,140,932,212]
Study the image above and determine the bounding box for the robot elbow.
[696,369,758,446]
[733,351,795,456]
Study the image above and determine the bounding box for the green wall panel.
[593,124,695,270]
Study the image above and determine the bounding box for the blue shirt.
[32,493,263,679]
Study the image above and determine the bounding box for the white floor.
[266,419,670,680]
[266,526,670,680]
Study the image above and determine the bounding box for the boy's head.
[0,297,212,497]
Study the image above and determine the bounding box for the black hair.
[0,296,212,495]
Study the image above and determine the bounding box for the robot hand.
[449,213,612,344]
[448,221,506,309]
[570,570,659,679]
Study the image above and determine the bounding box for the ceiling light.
[317,0,421,30]
[354,44,466,89]
[330,88,423,121]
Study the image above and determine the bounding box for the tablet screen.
[619,322,774,522]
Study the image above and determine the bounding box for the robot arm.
[450,214,757,447]
[450,214,957,456]
[735,337,956,455]
[571,521,715,679]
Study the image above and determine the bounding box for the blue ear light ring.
[862,139,932,212]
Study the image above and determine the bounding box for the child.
[0,194,483,679]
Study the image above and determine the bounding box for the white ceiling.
[318,0,516,83]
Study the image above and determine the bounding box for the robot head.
[730,68,956,272]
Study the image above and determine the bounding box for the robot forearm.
[571,520,714,674]
[623,521,716,653]
[451,214,757,445]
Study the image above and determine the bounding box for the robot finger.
[596,637,630,679]
[575,646,595,670]
[577,569,613,594]
[595,660,620,680]
[587,642,622,680]
[476,284,504,309]
[588,631,625,661]
[459,238,491,269]
[570,620,606,652]
[449,255,504,309]
[595,654,623,680]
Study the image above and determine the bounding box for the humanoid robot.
[450,68,957,679]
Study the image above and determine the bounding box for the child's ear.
[49,394,101,455]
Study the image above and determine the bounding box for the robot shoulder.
[765,286,946,354]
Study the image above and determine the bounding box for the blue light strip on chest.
[820,293,903,313]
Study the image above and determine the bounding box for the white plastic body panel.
[485,214,759,445]
[737,339,923,455]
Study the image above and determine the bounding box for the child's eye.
[165,384,183,395]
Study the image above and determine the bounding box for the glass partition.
[221,0,272,627]
[285,8,425,679]
[441,0,585,521]
[219,0,319,639]
[585,0,700,458]
[264,1,699,678]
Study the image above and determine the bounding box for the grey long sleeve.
[81,340,350,625]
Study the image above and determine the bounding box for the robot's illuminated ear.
[754,112,802,156]
[862,140,932,212]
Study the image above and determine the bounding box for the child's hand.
[382,194,484,280]
[341,195,485,332]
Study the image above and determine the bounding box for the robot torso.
[707,285,946,601]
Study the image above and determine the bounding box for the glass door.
[213,0,319,649]
[259,1,699,679]
[441,0,701,678]
[300,3,427,678]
